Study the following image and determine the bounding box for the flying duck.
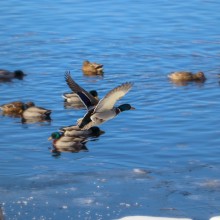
[65,72,135,130]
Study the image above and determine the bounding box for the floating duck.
[65,72,135,130]
[0,101,34,116]
[63,90,99,108]
[168,71,206,82]
[48,132,88,153]
[22,104,51,120]
[0,69,25,80]
[59,125,105,137]
[82,60,104,76]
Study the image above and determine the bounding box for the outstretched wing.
[93,82,133,113]
[65,71,99,109]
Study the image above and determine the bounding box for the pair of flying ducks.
[64,72,135,130]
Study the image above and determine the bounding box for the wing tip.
[64,70,71,80]
[125,81,134,86]
[121,81,134,90]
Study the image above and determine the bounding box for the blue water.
[1,1,220,219]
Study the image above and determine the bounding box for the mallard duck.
[48,132,88,153]
[0,69,25,80]
[59,125,105,137]
[65,72,135,130]
[0,101,34,115]
[63,90,99,108]
[168,71,206,81]
[82,60,104,75]
[22,104,51,119]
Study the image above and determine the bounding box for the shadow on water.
[0,111,52,125]
[21,116,52,124]
[168,77,207,87]
[169,79,206,87]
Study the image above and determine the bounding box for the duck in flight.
[65,71,135,130]
[63,89,99,109]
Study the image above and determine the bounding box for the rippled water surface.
[1,1,220,220]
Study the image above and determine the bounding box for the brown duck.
[0,101,34,116]
[82,60,104,75]
[168,71,206,81]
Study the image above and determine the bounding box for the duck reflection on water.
[48,126,105,154]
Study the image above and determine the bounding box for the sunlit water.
[0,1,220,220]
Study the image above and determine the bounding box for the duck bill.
[100,130,105,135]
[48,136,52,140]
[130,106,135,110]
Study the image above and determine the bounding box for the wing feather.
[93,82,133,113]
[64,71,99,109]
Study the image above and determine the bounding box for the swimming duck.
[59,125,105,137]
[0,69,25,80]
[82,60,104,76]
[22,104,51,120]
[48,132,88,153]
[65,72,135,130]
[63,90,99,108]
[0,101,34,116]
[168,71,206,82]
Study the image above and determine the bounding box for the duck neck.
[115,107,121,115]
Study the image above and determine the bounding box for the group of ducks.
[1,60,207,153]
[0,61,135,153]
[48,72,135,154]
[48,69,207,153]
[0,101,52,123]
[0,60,104,121]
[0,60,103,82]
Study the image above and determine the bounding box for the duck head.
[14,70,25,79]
[25,102,35,109]
[48,132,63,140]
[83,60,90,66]
[118,104,135,112]
[195,71,206,80]
[89,90,98,98]
[89,126,105,137]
